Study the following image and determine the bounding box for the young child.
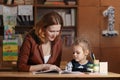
[65,38,93,72]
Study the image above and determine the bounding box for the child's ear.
[85,50,89,56]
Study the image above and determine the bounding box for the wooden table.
[0,72,119,80]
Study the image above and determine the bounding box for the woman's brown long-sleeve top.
[17,30,62,72]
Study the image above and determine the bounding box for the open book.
[32,69,83,74]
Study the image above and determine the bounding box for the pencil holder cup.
[93,60,100,73]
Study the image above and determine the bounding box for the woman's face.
[45,24,61,41]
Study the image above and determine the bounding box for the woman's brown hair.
[35,11,63,43]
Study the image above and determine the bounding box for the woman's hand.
[49,64,61,72]
[42,64,62,72]
[30,64,62,72]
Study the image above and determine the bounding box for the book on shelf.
[65,13,72,26]
[36,8,75,27]
[44,0,65,5]
[24,0,33,5]
[71,9,75,26]
[3,0,14,5]
[57,10,66,26]
[62,29,75,46]
[17,15,34,26]
[3,39,18,61]
[3,0,33,5]
[33,69,83,74]
[17,5,34,26]
[46,0,63,1]
[64,0,76,5]
[14,0,24,5]
[44,1,65,5]
[57,9,76,27]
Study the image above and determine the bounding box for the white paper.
[18,5,33,15]
[3,6,17,15]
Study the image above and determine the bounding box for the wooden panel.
[100,37,120,48]
[77,7,100,47]
[92,47,101,60]
[100,7,120,47]
[62,46,73,61]
[79,0,99,6]
[101,0,120,6]
[87,47,101,63]
[100,47,120,73]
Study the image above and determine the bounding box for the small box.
[100,62,108,74]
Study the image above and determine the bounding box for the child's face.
[73,45,87,62]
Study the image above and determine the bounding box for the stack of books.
[44,0,65,5]
[24,0,33,5]
[14,0,24,5]
[64,0,76,5]
[3,0,14,5]
[3,0,34,5]
[3,39,18,61]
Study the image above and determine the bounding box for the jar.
[93,60,100,73]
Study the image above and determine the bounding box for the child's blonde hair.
[73,37,91,53]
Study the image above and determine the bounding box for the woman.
[17,11,63,72]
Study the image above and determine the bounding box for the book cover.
[33,69,82,74]
[18,5,33,16]
[44,1,65,5]
[3,39,18,61]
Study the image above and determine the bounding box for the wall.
[76,0,120,73]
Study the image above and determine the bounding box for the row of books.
[0,5,34,26]
[37,9,76,27]
[57,9,76,27]
[44,0,65,5]
[17,15,34,26]
[61,29,75,47]
[3,0,33,5]
[0,15,34,26]
[44,0,76,5]
[0,0,76,5]
[64,0,76,5]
